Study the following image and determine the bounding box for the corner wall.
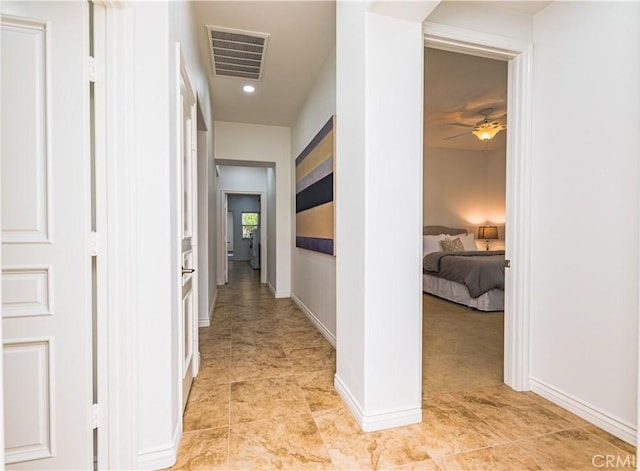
[133,1,217,468]
[290,48,337,342]
[336,2,437,431]
[529,1,639,442]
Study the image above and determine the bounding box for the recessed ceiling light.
[243,85,255,93]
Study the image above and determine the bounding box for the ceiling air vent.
[206,26,270,81]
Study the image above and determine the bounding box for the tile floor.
[172,262,636,470]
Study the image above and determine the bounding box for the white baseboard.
[137,419,181,470]
[291,292,336,348]
[530,378,637,445]
[199,290,218,327]
[334,374,421,432]
[267,280,290,299]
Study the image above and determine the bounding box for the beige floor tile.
[287,344,336,374]
[409,394,509,458]
[296,370,343,412]
[229,413,333,470]
[278,327,329,352]
[204,320,232,337]
[183,382,229,431]
[196,357,230,385]
[230,305,273,322]
[231,330,282,349]
[436,443,540,470]
[583,424,637,455]
[199,336,231,354]
[232,318,276,335]
[171,427,229,470]
[230,344,293,382]
[450,385,579,441]
[230,375,308,425]
[276,315,315,332]
[314,407,433,470]
[393,459,442,470]
[516,428,634,469]
[173,261,631,471]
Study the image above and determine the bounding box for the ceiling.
[191,1,336,127]
[424,48,508,151]
[191,1,542,131]
[480,1,552,16]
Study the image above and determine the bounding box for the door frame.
[219,190,267,285]
[175,43,199,415]
[423,21,533,391]
[93,2,138,469]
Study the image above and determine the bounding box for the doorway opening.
[216,162,274,288]
[422,46,507,397]
[227,194,262,271]
[422,23,534,393]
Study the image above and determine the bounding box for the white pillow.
[423,234,446,255]
[458,233,477,251]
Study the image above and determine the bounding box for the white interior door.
[227,212,234,253]
[178,48,198,411]
[1,2,93,468]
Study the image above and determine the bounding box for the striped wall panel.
[295,116,335,256]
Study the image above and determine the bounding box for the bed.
[422,225,505,312]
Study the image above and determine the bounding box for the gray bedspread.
[423,251,505,298]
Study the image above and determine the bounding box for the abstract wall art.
[295,116,335,256]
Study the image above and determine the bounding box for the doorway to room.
[422,46,508,397]
[216,161,273,288]
[226,194,261,271]
[421,20,534,395]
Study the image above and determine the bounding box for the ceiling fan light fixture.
[472,123,503,142]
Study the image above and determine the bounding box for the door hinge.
[92,403,99,429]
[505,259,511,268]
[90,231,101,256]
[88,56,102,83]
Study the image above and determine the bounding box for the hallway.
[172,262,635,470]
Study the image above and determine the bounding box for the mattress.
[423,273,504,312]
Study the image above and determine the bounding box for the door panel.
[1,2,93,469]
[227,212,234,253]
[179,49,197,411]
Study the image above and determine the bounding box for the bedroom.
[422,47,507,396]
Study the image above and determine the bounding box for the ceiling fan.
[443,107,506,142]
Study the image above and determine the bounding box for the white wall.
[214,122,291,296]
[529,1,639,442]
[423,146,506,246]
[216,165,268,192]
[266,168,277,289]
[427,1,533,42]
[486,146,506,232]
[424,147,491,228]
[132,3,174,463]
[208,152,218,311]
[196,128,211,327]
[133,1,217,467]
[336,2,437,431]
[290,48,337,341]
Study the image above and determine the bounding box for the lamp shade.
[478,225,499,240]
